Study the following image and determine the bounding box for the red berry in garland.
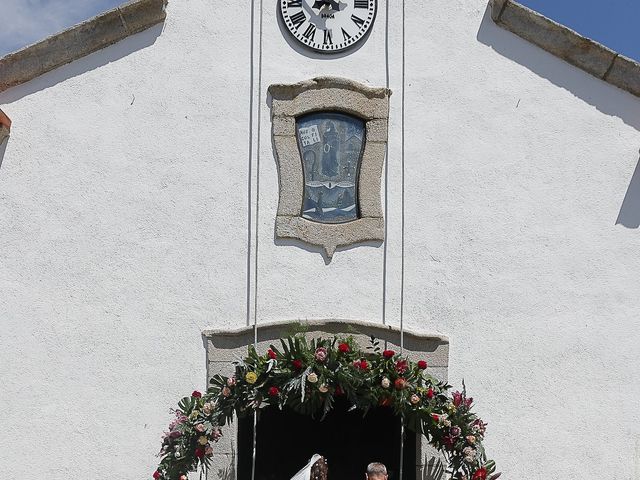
[338,342,350,353]
[195,448,204,458]
[382,349,395,359]
[417,360,428,369]
[394,378,407,390]
[267,349,277,360]
[268,386,279,397]
[292,359,303,370]
[191,390,202,398]
[153,471,161,479]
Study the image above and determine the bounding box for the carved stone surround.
[202,320,449,480]
[268,77,392,260]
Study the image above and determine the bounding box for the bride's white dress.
[290,454,323,480]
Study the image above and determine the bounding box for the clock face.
[280,0,377,53]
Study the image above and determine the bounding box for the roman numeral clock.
[280,0,377,53]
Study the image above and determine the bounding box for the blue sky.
[0,0,638,61]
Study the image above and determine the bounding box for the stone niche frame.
[202,320,448,480]
[268,77,392,260]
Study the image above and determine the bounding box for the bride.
[290,455,328,480]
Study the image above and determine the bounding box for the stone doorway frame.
[202,320,449,480]
[268,77,392,260]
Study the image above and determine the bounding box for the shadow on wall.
[0,23,164,104]
[476,6,640,132]
[617,156,640,228]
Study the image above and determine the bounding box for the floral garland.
[154,336,499,480]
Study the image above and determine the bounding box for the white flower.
[318,384,329,393]
[202,402,213,415]
[410,394,420,405]
[381,377,391,389]
[464,456,474,464]
[444,420,451,427]
[463,447,475,457]
[307,372,319,383]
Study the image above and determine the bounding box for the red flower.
[452,391,463,407]
[353,359,368,370]
[417,360,428,369]
[338,343,350,353]
[191,391,202,398]
[395,360,408,374]
[335,386,344,396]
[153,471,161,480]
[427,387,434,399]
[394,378,407,390]
[382,349,395,359]
[195,448,204,458]
[292,359,303,370]
[465,397,474,408]
[431,413,439,422]
[267,349,277,360]
[379,396,392,407]
[268,386,279,397]
[472,468,487,480]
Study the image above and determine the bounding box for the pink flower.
[195,448,204,458]
[195,424,206,433]
[314,347,328,362]
[450,426,461,437]
[211,428,223,441]
[395,360,408,374]
[222,386,231,397]
[205,445,214,456]
[452,391,463,407]
[465,397,474,408]
[226,376,236,387]
[192,391,202,398]
[410,394,420,405]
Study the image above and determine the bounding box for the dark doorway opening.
[237,398,415,480]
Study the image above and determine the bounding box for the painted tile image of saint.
[321,121,339,178]
[297,112,365,224]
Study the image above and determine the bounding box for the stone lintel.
[0,0,168,93]
[489,0,640,98]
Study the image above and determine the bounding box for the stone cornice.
[490,0,640,98]
[0,0,167,93]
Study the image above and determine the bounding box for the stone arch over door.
[202,320,449,480]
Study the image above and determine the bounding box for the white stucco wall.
[1,1,639,479]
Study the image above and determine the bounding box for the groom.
[365,463,388,480]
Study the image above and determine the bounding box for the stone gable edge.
[0,0,168,93]
[490,0,640,98]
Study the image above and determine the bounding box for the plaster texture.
[0,1,639,480]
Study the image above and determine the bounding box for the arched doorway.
[237,398,416,480]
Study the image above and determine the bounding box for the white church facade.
[1,0,639,479]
